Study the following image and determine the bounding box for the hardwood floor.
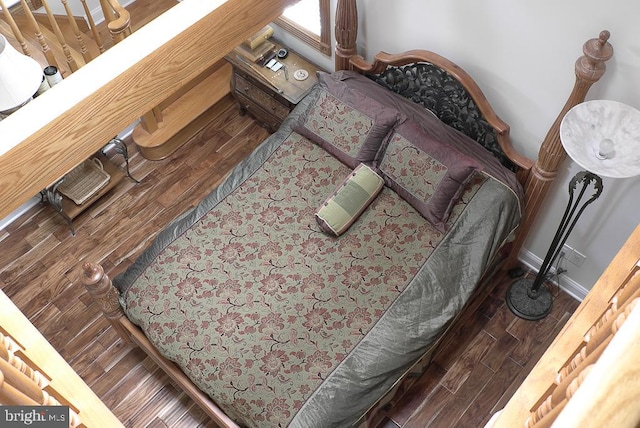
[0,93,580,427]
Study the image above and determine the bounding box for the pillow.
[320,70,497,165]
[316,163,385,236]
[376,120,479,231]
[292,72,400,168]
[321,70,440,126]
[324,70,525,205]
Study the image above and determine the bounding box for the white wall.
[276,0,640,296]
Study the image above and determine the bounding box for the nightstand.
[225,41,322,132]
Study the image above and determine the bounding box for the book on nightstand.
[234,41,275,63]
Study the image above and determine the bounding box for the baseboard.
[0,196,41,230]
[519,249,589,301]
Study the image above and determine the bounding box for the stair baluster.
[0,332,82,427]
[40,0,80,72]
[18,0,60,72]
[1,0,131,76]
[80,0,105,53]
[0,0,32,56]
[60,0,92,63]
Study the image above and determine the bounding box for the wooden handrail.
[0,290,116,426]
[100,0,131,41]
[494,224,640,427]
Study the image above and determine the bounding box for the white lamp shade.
[0,35,43,112]
[560,100,640,179]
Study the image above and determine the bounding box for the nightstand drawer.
[233,73,290,120]
[234,92,284,132]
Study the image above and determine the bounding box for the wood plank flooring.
[0,94,580,427]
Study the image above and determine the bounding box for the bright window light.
[282,0,320,36]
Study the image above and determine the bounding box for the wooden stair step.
[132,61,233,161]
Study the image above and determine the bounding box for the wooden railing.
[528,296,640,427]
[0,330,82,427]
[0,290,123,427]
[0,0,297,221]
[0,0,131,77]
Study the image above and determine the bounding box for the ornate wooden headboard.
[333,0,613,266]
[368,61,516,171]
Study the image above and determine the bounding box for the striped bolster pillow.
[316,163,385,236]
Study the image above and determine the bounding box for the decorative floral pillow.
[377,120,479,231]
[292,72,400,168]
[316,163,384,236]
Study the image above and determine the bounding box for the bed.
[80,2,613,426]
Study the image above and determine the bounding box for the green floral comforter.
[114,98,521,427]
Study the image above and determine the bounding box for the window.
[275,0,331,55]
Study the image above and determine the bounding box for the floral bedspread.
[115,97,521,427]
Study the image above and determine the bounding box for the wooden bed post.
[334,0,358,71]
[80,262,132,343]
[506,31,613,269]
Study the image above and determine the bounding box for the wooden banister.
[527,298,640,428]
[1,0,131,78]
[61,0,92,63]
[0,372,40,406]
[0,290,117,426]
[40,0,80,71]
[0,358,54,405]
[81,0,105,53]
[0,336,47,391]
[100,0,131,42]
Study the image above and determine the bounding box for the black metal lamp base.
[505,278,553,321]
[505,172,603,321]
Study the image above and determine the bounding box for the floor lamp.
[506,100,640,320]
[0,35,43,117]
